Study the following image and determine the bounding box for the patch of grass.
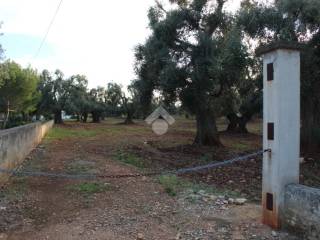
[68,182,111,195]
[1,177,28,200]
[231,142,251,151]
[96,125,149,136]
[223,139,252,152]
[158,175,191,196]
[158,175,241,198]
[66,162,95,174]
[45,127,98,141]
[114,151,145,169]
[96,126,123,134]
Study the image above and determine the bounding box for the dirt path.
[0,121,298,240]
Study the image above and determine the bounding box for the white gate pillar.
[257,43,302,229]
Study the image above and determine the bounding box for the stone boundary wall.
[0,121,54,183]
[283,184,320,240]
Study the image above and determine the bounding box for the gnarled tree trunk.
[226,113,253,134]
[226,113,238,132]
[92,112,101,123]
[194,109,221,146]
[124,113,134,124]
[237,116,250,133]
[82,113,88,123]
[54,110,63,124]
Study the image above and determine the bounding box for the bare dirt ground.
[1,118,316,240]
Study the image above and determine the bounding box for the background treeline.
[0,0,319,152]
[0,62,145,128]
[0,61,40,129]
[132,0,320,150]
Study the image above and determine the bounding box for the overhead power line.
[34,0,64,59]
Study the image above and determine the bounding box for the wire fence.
[0,149,270,180]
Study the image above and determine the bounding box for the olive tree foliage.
[0,61,40,128]
[133,36,163,120]
[223,56,263,133]
[38,70,96,124]
[120,82,144,125]
[129,79,153,119]
[120,94,135,125]
[237,0,320,150]
[104,83,123,117]
[64,75,91,122]
[134,0,248,146]
[88,88,107,123]
[38,70,71,124]
[99,82,139,124]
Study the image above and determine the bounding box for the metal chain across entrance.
[0,149,270,180]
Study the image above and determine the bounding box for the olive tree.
[135,0,248,146]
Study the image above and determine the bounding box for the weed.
[114,151,145,169]
[68,182,111,195]
[158,175,190,196]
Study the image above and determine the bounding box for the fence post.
[257,42,302,229]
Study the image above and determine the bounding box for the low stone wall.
[283,184,320,240]
[0,121,54,184]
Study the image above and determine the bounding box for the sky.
[0,0,241,88]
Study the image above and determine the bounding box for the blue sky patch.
[0,33,54,60]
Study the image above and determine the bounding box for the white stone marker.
[257,43,301,228]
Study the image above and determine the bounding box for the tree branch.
[155,0,168,14]
[174,38,195,52]
[204,0,226,35]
